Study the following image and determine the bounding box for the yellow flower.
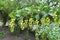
[53,11,57,18]
[9,18,15,32]
[20,20,28,30]
[45,17,50,25]
[29,18,33,22]
[20,21,25,30]
[24,20,28,24]
[10,25,14,32]
[35,20,39,25]
[53,11,57,22]
[29,18,33,25]
[21,23,25,30]
[24,20,28,27]
[21,21,23,25]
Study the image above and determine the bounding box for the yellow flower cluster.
[20,20,28,30]
[29,18,33,25]
[20,18,40,30]
[53,11,57,22]
[20,21,25,30]
[53,11,57,18]
[35,20,39,26]
[9,18,15,32]
[45,17,50,25]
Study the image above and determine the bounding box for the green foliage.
[0,31,5,37]
[48,25,60,40]
[0,0,60,40]
[35,23,60,40]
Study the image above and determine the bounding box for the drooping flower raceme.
[20,21,25,30]
[9,18,15,32]
[29,18,34,27]
[53,11,57,22]
[20,20,28,30]
[45,17,50,25]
